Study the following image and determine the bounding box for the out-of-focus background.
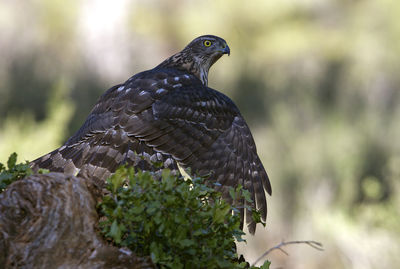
[1,0,399,268]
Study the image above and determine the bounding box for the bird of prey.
[32,35,271,234]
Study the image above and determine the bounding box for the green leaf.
[109,168,127,193]
[7,152,17,169]
[180,239,194,247]
[109,220,122,244]
[258,260,271,269]
[213,203,232,224]
[38,168,50,174]
[242,188,253,203]
[1,153,34,193]
[229,187,236,200]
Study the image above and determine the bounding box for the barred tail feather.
[31,145,84,176]
[31,130,180,182]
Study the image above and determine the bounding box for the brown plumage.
[32,35,271,234]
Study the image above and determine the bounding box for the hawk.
[32,35,272,234]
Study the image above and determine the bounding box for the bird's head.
[158,35,230,86]
[184,35,230,66]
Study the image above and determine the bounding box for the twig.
[251,240,324,266]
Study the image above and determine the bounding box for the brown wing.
[146,77,271,234]
[31,73,180,182]
[32,67,271,234]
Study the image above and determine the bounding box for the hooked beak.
[221,44,230,56]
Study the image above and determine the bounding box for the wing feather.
[31,67,271,234]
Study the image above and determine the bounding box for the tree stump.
[0,172,155,269]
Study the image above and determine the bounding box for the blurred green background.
[1,0,399,268]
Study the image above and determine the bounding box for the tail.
[31,130,178,182]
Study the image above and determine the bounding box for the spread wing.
[32,67,271,234]
[147,76,272,233]
[31,71,180,182]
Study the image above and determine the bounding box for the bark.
[0,172,155,269]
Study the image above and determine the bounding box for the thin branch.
[251,240,324,266]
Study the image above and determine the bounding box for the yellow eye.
[203,40,212,47]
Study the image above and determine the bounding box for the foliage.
[0,153,33,193]
[98,166,270,269]
[0,153,49,193]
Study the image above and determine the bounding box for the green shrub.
[0,153,49,193]
[0,153,33,193]
[0,153,271,267]
[98,166,271,269]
